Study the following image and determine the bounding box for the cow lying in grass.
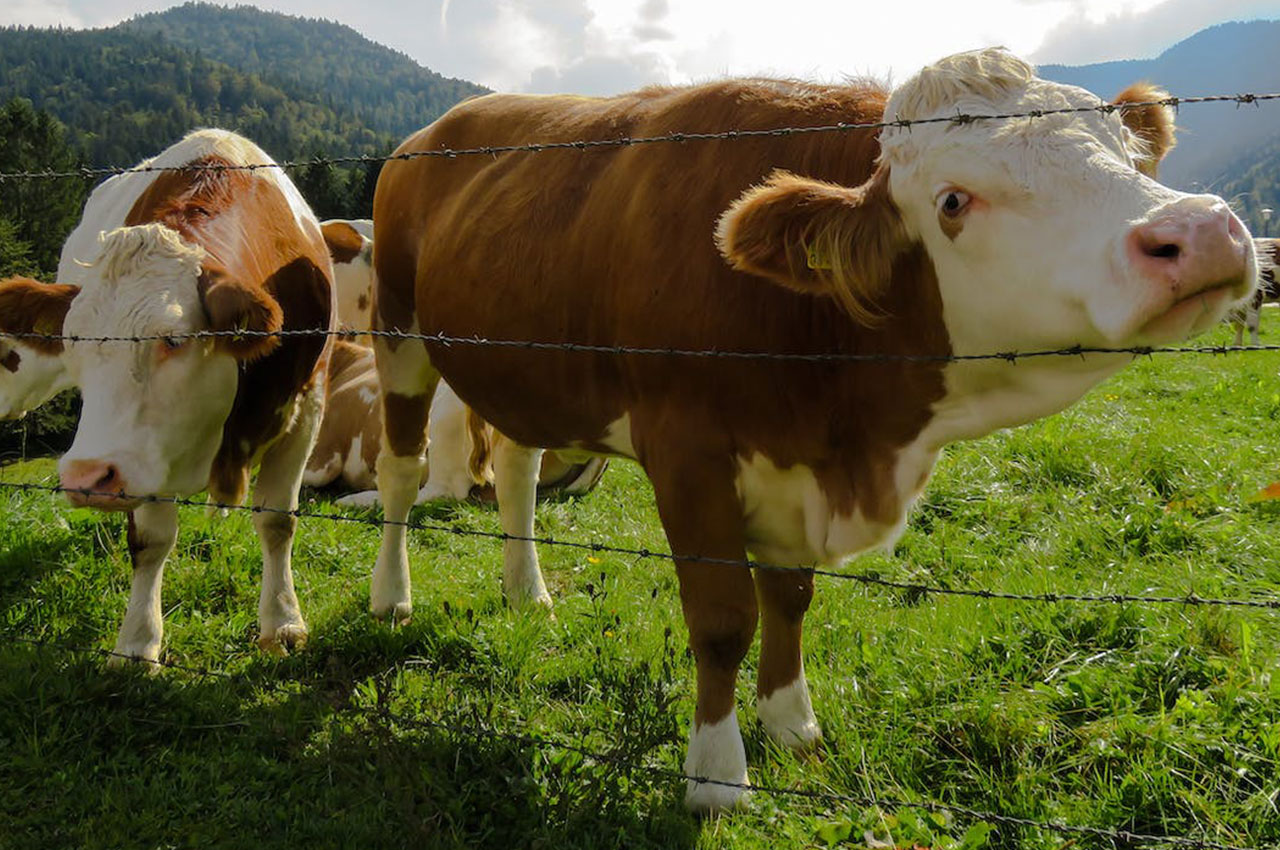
[368,48,1257,811]
[0,129,334,662]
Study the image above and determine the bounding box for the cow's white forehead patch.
[93,223,205,285]
[880,47,1126,165]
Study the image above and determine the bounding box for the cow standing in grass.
[367,48,1256,812]
[0,129,333,662]
[1230,237,1280,344]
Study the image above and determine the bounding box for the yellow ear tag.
[806,244,831,271]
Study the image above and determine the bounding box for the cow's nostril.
[96,465,121,491]
[1147,243,1181,260]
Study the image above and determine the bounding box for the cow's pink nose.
[60,460,133,509]
[1128,197,1249,295]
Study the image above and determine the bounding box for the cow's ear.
[716,167,906,325]
[320,220,365,265]
[198,266,283,361]
[0,277,80,355]
[1113,82,1175,178]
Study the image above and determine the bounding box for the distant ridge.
[1039,18,1280,214]
[120,2,487,141]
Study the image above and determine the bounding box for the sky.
[4,0,1280,95]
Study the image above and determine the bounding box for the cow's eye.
[938,190,971,218]
[158,337,186,356]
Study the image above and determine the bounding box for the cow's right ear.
[198,266,283,361]
[716,167,907,325]
[0,277,80,355]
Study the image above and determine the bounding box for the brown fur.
[1114,82,1176,178]
[0,277,81,355]
[197,265,283,361]
[465,405,493,485]
[716,166,906,325]
[321,220,364,265]
[125,155,334,506]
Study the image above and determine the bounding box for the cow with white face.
[0,129,333,664]
[369,48,1256,812]
[0,300,74,420]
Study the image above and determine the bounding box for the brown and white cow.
[367,48,1256,811]
[0,129,333,663]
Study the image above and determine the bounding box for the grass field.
[2,325,1279,850]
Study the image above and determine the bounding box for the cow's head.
[321,219,375,334]
[0,224,283,509]
[0,278,76,419]
[718,48,1255,356]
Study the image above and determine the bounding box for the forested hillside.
[121,2,486,141]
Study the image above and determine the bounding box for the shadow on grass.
[0,642,700,850]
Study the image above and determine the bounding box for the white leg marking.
[110,501,179,666]
[336,488,382,508]
[371,450,423,622]
[493,438,551,609]
[683,711,751,813]
[251,387,323,655]
[757,670,822,750]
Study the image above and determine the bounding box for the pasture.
[2,324,1279,850]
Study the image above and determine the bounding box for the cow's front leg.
[754,567,821,750]
[252,385,324,655]
[371,328,437,622]
[493,436,550,608]
[110,501,179,666]
[646,444,757,813]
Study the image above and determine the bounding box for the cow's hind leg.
[252,382,324,655]
[754,568,821,750]
[646,444,756,813]
[493,435,550,608]
[110,502,179,666]
[371,323,438,622]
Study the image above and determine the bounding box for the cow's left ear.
[0,277,80,355]
[1113,82,1175,178]
[716,167,907,326]
[198,265,283,361]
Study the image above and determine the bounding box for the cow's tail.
[466,405,493,485]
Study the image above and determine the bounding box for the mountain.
[0,4,487,221]
[119,3,486,142]
[1039,20,1280,230]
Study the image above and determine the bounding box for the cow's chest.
[734,437,940,566]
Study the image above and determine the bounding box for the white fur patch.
[757,673,821,750]
[683,712,750,813]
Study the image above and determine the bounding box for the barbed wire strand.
[9,326,1280,364]
[4,635,1259,850]
[0,91,1278,182]
[2,479,1276,611]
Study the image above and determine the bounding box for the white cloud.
[3,0,1279,93]
[1032,0,1280,64]
[0,0,86,27]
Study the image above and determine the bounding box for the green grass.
[2,324,1279,849]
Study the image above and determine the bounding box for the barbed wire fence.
[0,90,1278,183]
[3,88,1280,848]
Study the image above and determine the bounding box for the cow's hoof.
[106,647,161,671]
[371,600,413,626]
[758,677,822,752]
[258,623,309,656]
[335,490,381,508]
[683,713,750,815]
[685,778,751,816]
